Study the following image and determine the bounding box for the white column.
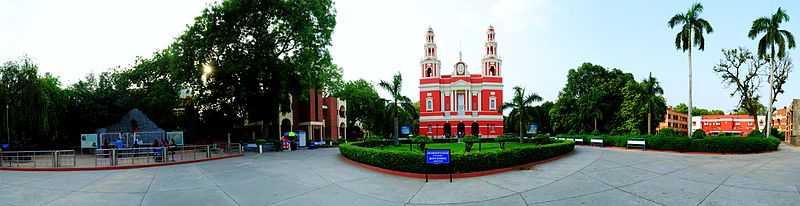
[467,90,471,111]
[440,90,445,112]
[478,91,482,111]
[450,90,458,111]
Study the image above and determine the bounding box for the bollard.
[111,149,117,166]
[162,147,167,163]
[53,151,59,168]
[206,145,211,158]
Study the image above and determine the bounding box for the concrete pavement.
[2,145,800,206]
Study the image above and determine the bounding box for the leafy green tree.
[379,72,415,144]
[615,79,666,135]
[642,73,664,135]
[506,101,554,135]
[502,86,542,139]
[550,63,632,134]
[673,103,724,115]
[713,47,767,129]
[749,7,795,137]
[334,79,394,138]
[668,2,714,136]
[173,0,340,139]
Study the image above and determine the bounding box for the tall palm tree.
[748,7,795,138]
[668,3,713,137]
[643,73,664,135]
[379,72,413,145]
[502,86,542,140]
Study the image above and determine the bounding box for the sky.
[2,0,800,112]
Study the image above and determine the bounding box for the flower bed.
[339,140,575,174]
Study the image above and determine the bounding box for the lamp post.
[5,103,9,145]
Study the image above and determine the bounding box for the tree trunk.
[393,100,399,145]
[593,118,597,132]
[766,46,775,138]
[687,44,694,137]
[647,112,653,135]
[519,112,523,140]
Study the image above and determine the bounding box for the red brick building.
[657,106,689,134]
[277,89,346,146]
[700,114,764,136]
[418,26,504,138]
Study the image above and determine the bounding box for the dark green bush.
[412,136,432,151]
[495,135,519,149]
[255,138,267,145]
[339,141,575,173]
[555,132,778,154]
[692,129,706,139]
[647,135,691,151]
[747,129,763,137]
[431,138,459,143]
[658,128,677,136]
[688,136,779,153]
[463,136,480,152]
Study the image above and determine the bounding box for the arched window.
[489,96,497,110]
[425,68,433,77]
[489,66,496,76]
[425,97,433,112]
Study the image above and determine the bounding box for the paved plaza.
[2,145,800,206]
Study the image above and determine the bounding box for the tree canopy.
[549,63,666,135]
[0,0,342,147]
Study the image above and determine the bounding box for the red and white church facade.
[418,26,504,138]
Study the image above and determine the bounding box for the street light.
[5,103,9,145]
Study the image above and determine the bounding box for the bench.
[590,138,604,147]
[626,139,646,150]
[573,138,584,144]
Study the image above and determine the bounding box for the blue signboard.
[401,126,411,135]
[425,149,450,165]
[527,123,539,135]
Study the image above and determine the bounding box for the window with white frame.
[426,97,433,112]
[489,96,497,110]
[427,125,432,134]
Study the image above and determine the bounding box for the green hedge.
[555,134,780,153]
[339,140,575,174]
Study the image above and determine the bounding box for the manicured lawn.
[382,142,530,154]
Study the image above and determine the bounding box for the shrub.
[692,129,706,139]
[658,128,677,136]
[463,136,480,152]
[747,129,763,137]
[647,135,691,151]
[495,135,518,149]
[255,139,267,145]
[688,136,779,153]
[339,140,575,173]
[412,136,432,151]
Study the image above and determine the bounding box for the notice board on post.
[424,149,452,182]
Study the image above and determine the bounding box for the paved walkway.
[2,145,800,206]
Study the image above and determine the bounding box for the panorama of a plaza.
[2,0,800,206]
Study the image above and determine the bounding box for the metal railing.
[1,144,240,169]
[214,143,243,154]
[0,150,76,168]
[95,145,222,167]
